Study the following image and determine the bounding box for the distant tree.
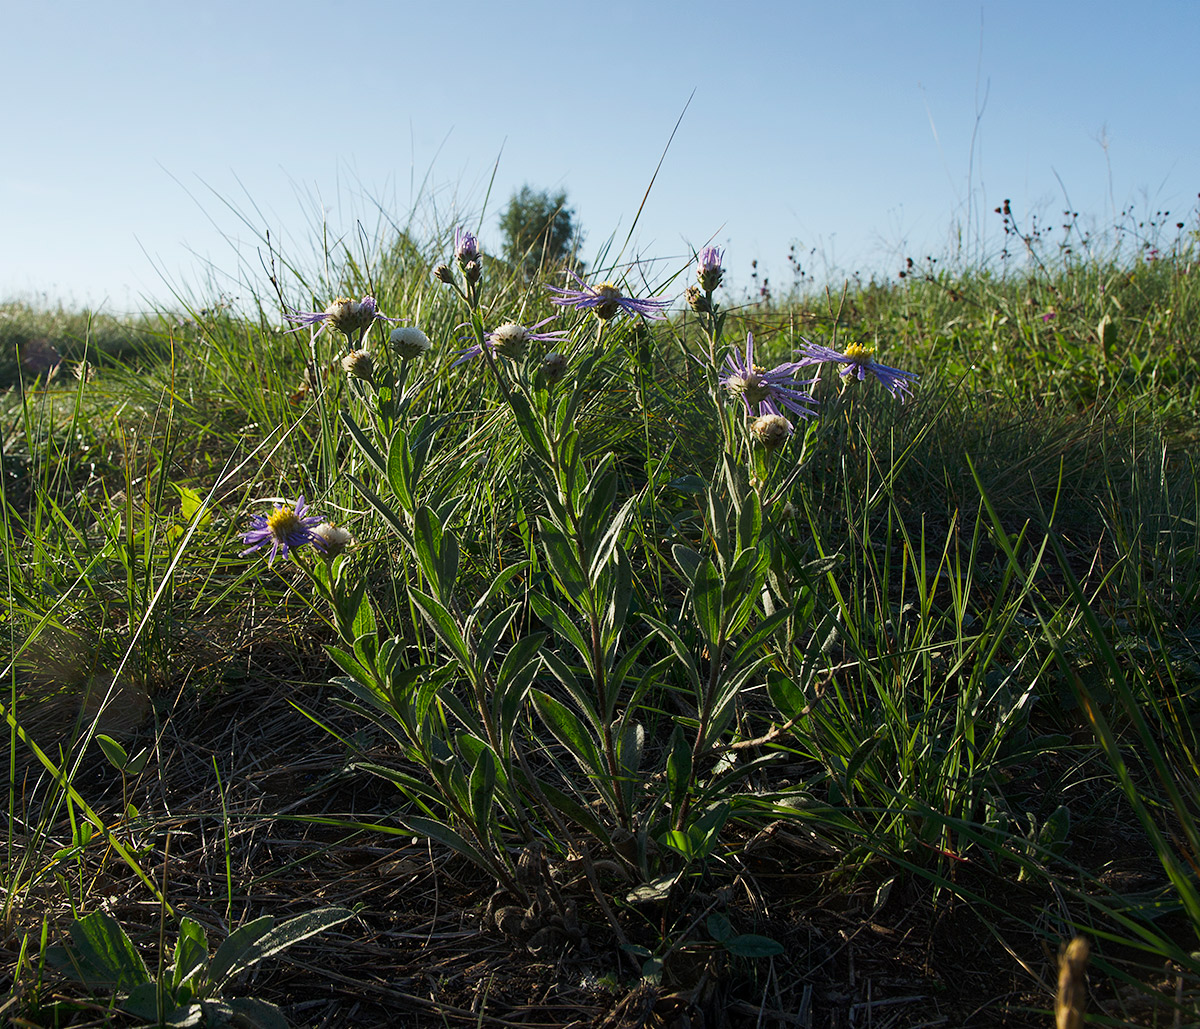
[499,186,584,276]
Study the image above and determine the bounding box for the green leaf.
[339,410,388,476]
[234,907,353,973]
[171,917,209,992]
[225,996,290,1029]
[469,746,497,835]
[387,428,415,513]
[530,689,605,781]
[667,475,707,494]
[706,913,733,943]
[723,933,784,958]
[95,734,129,771]
[207,916,275,989]
[691,558,723,648]
[48,911,151,991]
[403,814,500,878]
[409,588,472,670]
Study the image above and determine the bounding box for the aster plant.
[241,496,325,566]
[795,339,918,400]
[721,332,819,425]
[453,318,568,366]
[286,295,394,348]
[547,271,669,322]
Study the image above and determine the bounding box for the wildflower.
[454,318,567,365]
[1041,310,1056,322]
[722,332,819,422]
[340,349,375,383]
[389,326,431,360]
[540,351,568,383]
[287,295,392,342]
[750,413,791,449]
[696,246,724,292]
[794,339,918,400]
[241,496,324,566]
[454,227,480,266]
[685,284,711,314]
[312,522,353,560]
[434,263,455,285]
[547,272,669,321]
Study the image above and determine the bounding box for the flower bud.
[696,246,724,292]
[463,259,482,284]
[750,414,792,449]
[685,285,711,313]
[540,351,568,383]
[340,349,375,383]
[434,263,454,285]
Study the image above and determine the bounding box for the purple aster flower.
[454,318,568,365]
[546,271,669,321]
[794,339,918,400]
[286,295,395,343]
[721,332,819,423]
[240,495,325,566]
[454,227,480,265]
[697,246,724,292]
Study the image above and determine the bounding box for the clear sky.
[3,1,1197,313]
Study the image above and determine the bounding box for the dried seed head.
[750,414,791,449]
[312,522,353,560]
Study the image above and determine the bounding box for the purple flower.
[546,272,669,321]
[721,332,819,423]
[241,495,325,566]
[454,227,481,265]
[697,246,724,292]
[286,295,394,343]
[454,318,568,365]
[794,340,917,400]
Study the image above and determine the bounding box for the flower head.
[750,413,792,449]
[341,349,375,383]
[389,326,432,360]
[241,496,324,566]
[546,271,669,321]
[697,246,724,292]
[685,284,711,314]
[454,318,568,365]
[312,522,353,560]
[454,227,480,266]
[722,332,819,423]
[794,339,918,400]
[287,295,394,343]
[540,351,569,384]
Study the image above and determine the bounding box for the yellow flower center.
[843,343,875,362]
[593,283,623,320]
[266,506,302,540]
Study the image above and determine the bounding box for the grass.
[2,197,1199,1028]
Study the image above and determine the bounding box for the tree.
[499,186,584,277]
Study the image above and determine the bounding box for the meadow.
[2,198,1199,1028]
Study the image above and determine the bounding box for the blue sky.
[3,1,1196,312]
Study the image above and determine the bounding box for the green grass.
[3,207,1200,1027]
